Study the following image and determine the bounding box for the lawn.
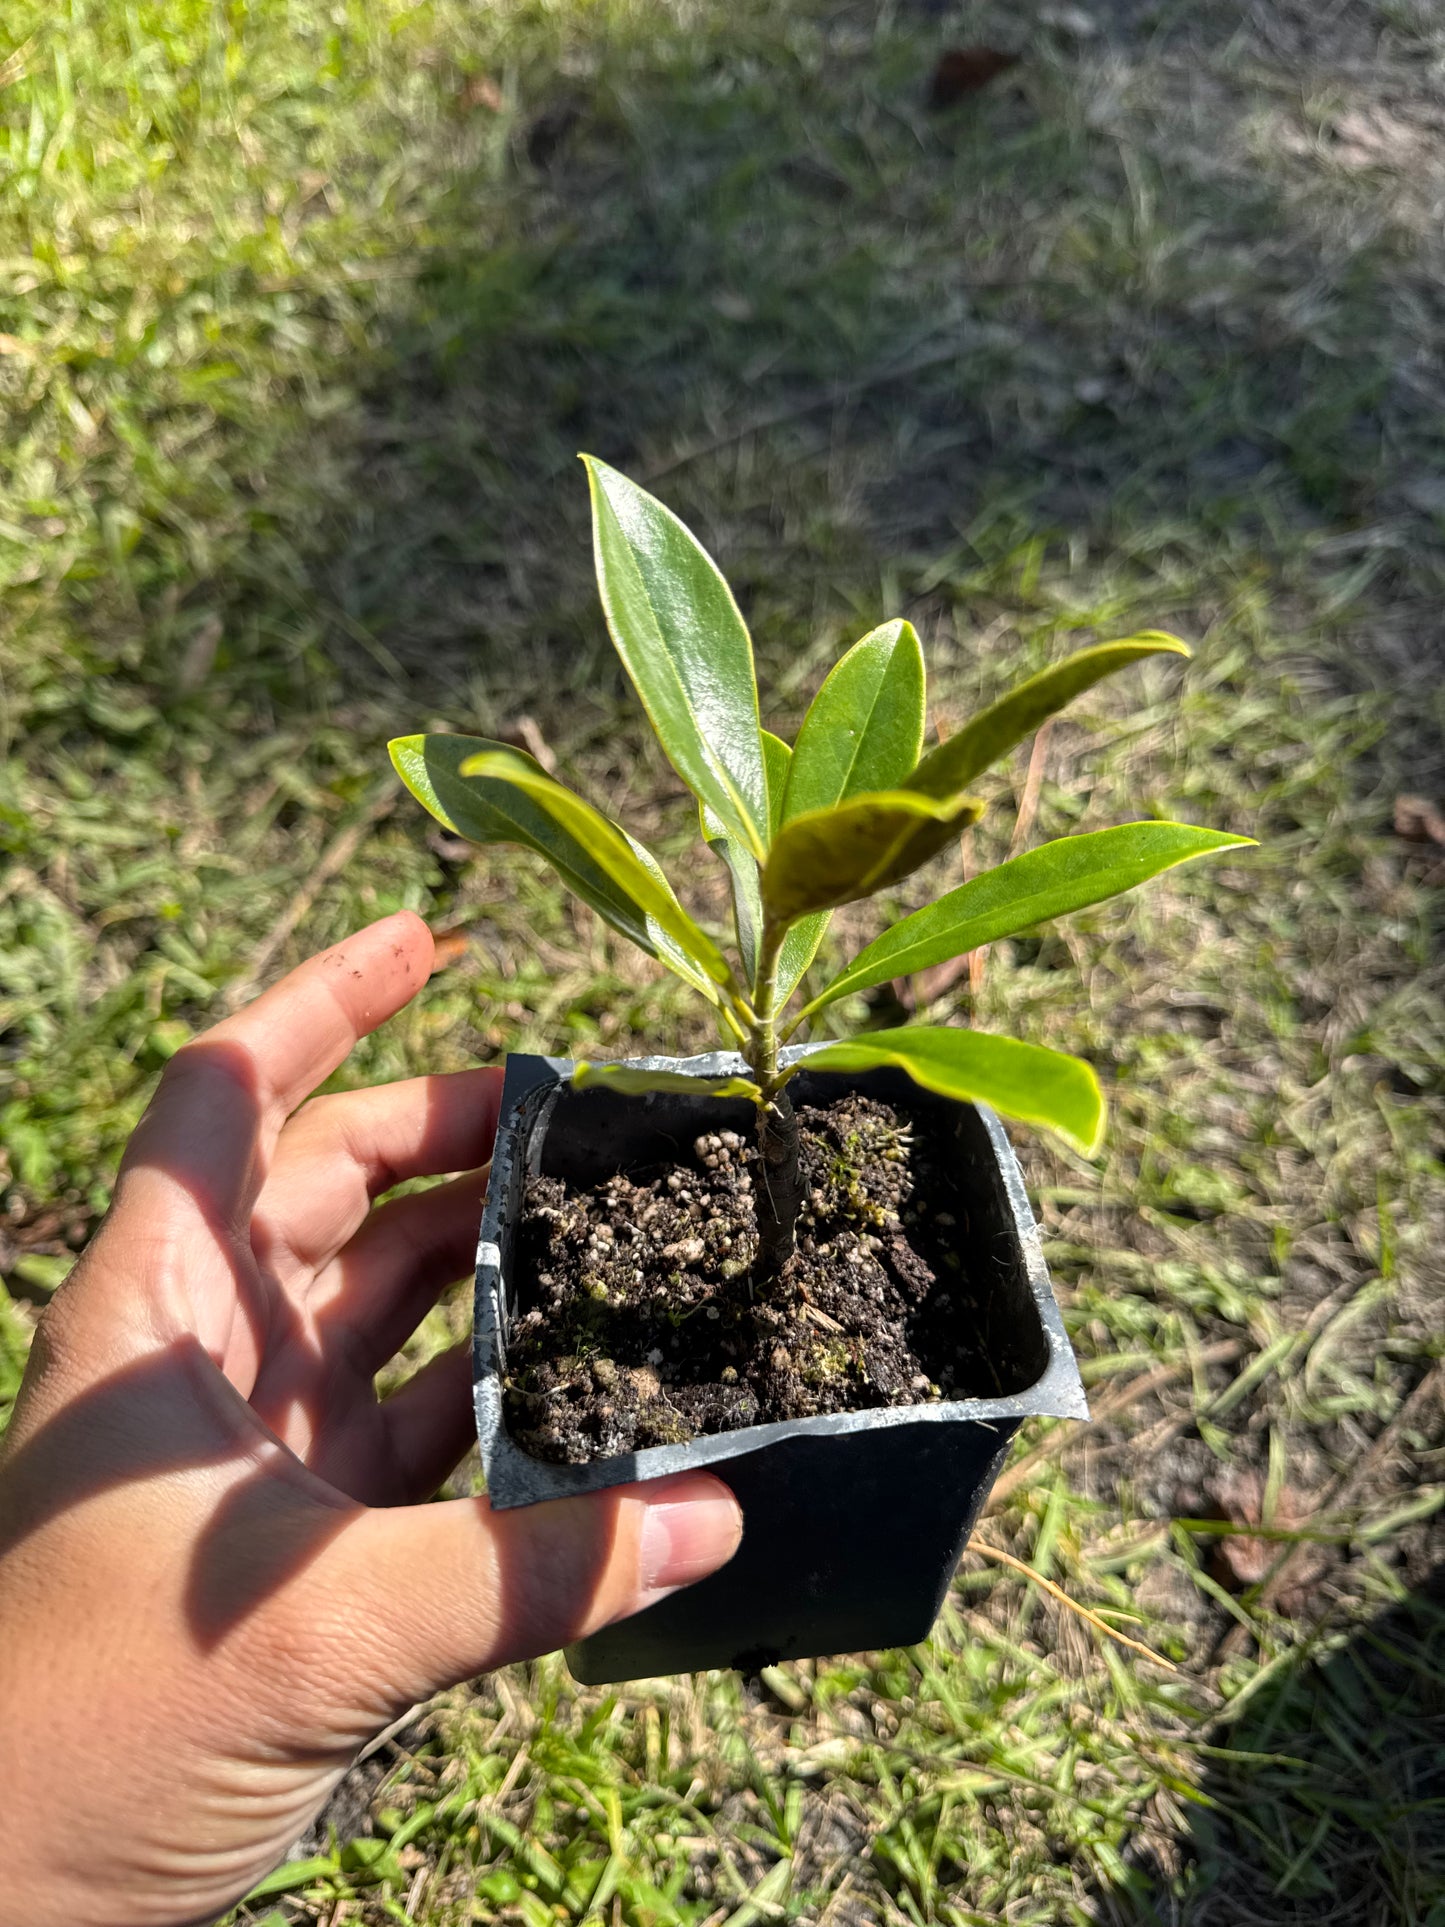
[2,0,1443,1921]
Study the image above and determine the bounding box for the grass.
[2,0,1444,1920]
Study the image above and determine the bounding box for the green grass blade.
[583,456,769,859]
[808,822,1253,1014]
[906,634,1191,800]
[798,1026,1105,1155]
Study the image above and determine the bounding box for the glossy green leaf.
[625,836,731,1002]
[701,813,761,983]
[390,735,726,1002]
[808,821,1252,1015]
[906,633,1191,800]
[762,730,792,841]
[761,789,983,929]
[776,910,830,1004]
[702,732,794,981]
[781,619,926,823]
[456,745,733,992]
[583,456,769,859]
[768,623,923,999]
[572,1062,762,1100]
[798,1026,1105,1156]
[760,730,825,998]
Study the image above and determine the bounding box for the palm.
[111,924,504,1510]
[0,914,738,1927]
[246,1082,494,1502]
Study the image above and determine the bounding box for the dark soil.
[503,1094,1011,1465]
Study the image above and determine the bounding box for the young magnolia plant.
[391,458,1250,1272]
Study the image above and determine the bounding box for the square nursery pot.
[473,1049,1088,1685]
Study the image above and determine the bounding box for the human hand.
[0,912,741,1927]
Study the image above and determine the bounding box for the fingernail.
[637,1478,743,1601]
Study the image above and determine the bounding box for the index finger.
[121,912,436,1227]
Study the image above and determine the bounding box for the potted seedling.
[390,459,1249,1682]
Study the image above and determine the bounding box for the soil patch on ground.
[502,1095,1013,1463]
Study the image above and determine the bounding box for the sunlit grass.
[2,0,1443,1921]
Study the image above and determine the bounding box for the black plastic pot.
[473,1049,1087,1684]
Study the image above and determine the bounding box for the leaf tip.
[387,736,428,795]
[1135,629,1193,659]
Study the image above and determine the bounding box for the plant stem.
[719,1002,749,1047]
[748,921,801,1275]
[755,1085,801,1276]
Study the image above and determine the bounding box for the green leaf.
[243,1857,338,1904]
[701,807,762,983]
[781,619,926,823]
[762,729,792,841]
[776,909,830,1003]
[583,455,769,859]
[769,621,924,1000]
[456,745,733,993]
[701,731,795,981]
[769,734,833,999]
[703,731,797,983]
[798,1027,1105,1156]
[476,1872,523,1906]
[390,734,727,1002]
[761,789,983,929]
[809,821,1253,1014]
[340,1836,404,1882]
[573,1062,762,1100]
[906,634,1191,800]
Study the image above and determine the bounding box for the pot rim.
[474,1048,1088,1509]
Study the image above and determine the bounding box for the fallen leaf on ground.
[1394,793,1445,846]
[459,72,504,113]
[178,614,223,694]
[426,826,473,865]
[428,927,473,973]
[495,714,558,772]
[1202,1469,1326,1616]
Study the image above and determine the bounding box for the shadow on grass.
[1094,1568,1445,1925]
[120,0,1444,753]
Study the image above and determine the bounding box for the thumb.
[295,1474,741,1711]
